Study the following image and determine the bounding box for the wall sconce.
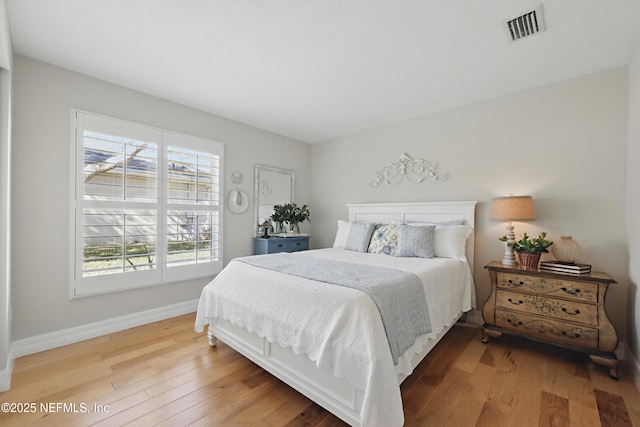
[490,195,535,265]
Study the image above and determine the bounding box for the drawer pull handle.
[560,287,581,296]
[561,307,581,315]
[507,279,525,286]
[506,319,524,326]
[561,330,581,338]
[507,298,524,305]
[277,244,284,248]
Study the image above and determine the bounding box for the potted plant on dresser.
[271,203,310,234]
[504,232,553,270]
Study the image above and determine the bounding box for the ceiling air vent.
[504,4,545,42]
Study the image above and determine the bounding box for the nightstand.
[253,236,310,255]
[482,261,619,379]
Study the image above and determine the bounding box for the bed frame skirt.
[207,313,462,427]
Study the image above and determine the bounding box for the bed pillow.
[433,225,472,260]
[345,222,376,252]
[333,220,353,248]
[396,224,435,258]
[401,218,464,226]
[368,223,398,256]
[430,219,464,226]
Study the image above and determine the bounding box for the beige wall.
[0,0,12,390]
[11,55,311,340]
[628,43,640,361]
[0,68,11,388]
[311,67,630,342]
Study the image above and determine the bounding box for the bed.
[194,201,477,426]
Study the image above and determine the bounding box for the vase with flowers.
[271,203,310,235]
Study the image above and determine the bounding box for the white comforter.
[194,248,475,427]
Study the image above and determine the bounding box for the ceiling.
[6,0,640,143]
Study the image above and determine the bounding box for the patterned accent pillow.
[367,223,398,256]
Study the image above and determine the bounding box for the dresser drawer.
[269,238,308,253]
[496,272,598,303]
[495,308,598,349]
[253,236,310,255]
[496,289,598,326]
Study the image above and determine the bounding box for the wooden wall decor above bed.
[369,153,449,186]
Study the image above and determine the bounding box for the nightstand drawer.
[269,239,308,253]
[253,236,310,255]
[496,289,598,326]
[495,309,599,349]
[496,272,598,303]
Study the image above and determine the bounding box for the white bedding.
[194,247,475,427]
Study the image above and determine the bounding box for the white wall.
[0,0,12,391]
[11,55,311,340]
[628,43,640,362]
[311,67,630,341]
[0,0,9,70]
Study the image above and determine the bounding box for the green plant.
[510,232,553,254]
[271,203,310,233]
[271,204,288,231]
[290,204,310,224]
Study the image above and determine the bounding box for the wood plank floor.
[1,313,640,426]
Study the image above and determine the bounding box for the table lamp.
[490,195,535,265]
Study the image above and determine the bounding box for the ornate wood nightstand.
[482,261,619,379]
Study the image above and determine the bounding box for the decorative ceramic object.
[228,189,248,213]
[228,171,248,213]
[552,236,582,263]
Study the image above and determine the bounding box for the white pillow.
[333,220,352,248]
[433,225,472,260]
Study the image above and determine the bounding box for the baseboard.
[11,299,199,359]
[0,345,13,392]
[620,342,640,392]
[465,309,484,327]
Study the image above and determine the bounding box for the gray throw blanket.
[236,252,432,364]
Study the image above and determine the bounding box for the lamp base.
[501,225,518,266]
[501,254,518,266]
[501,241,518,266]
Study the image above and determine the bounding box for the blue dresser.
[253,236,310,255]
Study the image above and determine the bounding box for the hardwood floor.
[1,313,639,426]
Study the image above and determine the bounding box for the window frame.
[69,110,224,298]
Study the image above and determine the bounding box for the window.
[71,110,224,297]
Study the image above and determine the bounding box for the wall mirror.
[254,164,295,236]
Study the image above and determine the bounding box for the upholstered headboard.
[347,201,477,269]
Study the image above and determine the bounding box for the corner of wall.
[619,342,640,392]
[0,344,12,392]
[627,39,640,365]
[0,0,12,392]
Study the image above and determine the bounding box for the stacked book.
[540,261,592,275]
